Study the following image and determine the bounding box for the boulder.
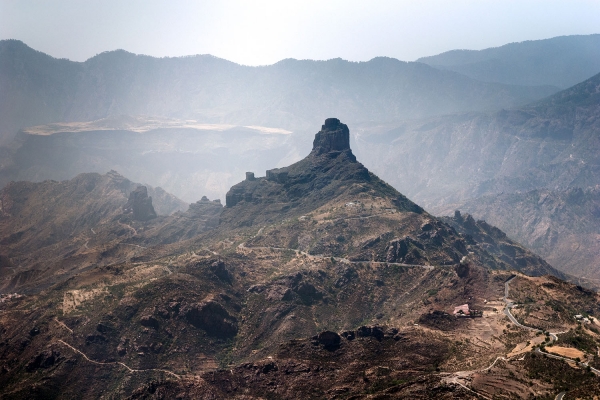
[140,315,160,329]
[26,350,61,372]
[356,325,385,341]
[386,236,425,263]
[317,331,341,349]
[266,285,293,301]
[341,330,356,341]
[209,260,232,283]
[295,282,323,303]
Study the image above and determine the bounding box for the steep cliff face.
[311,118,352,155]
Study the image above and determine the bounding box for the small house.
[454,304,470,317]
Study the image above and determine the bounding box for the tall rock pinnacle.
[123,186,157,221]
[311,118,350,155]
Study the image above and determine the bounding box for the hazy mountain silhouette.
[418,34,600,88]
[360,71,600,204]
[1,36,599,281]
[0,39,559,143]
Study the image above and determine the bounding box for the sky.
[1,0,599,66]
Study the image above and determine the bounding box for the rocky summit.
[311,118,352,155]
[223,118,421,227]
[1,119,599,399]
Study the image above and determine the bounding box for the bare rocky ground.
[1,119,599,399]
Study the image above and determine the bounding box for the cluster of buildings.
[574,314,592,324]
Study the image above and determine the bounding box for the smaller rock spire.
[312,118,350,155]
[123,186,157,221]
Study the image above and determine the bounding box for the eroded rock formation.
[123,186,157,221]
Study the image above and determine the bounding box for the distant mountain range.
[0,38,566,143]
[418,34,600,88]
[0,119,299,202]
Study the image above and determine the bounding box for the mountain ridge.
[418,34,600,88]
[0,39,559,143]
[355,71,600,279]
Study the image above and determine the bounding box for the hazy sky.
[1,0,599,65]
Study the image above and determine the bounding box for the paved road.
[504,277,600,377]
[555,392,566,400]
[503,277,541,332]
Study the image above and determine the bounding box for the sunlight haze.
[1,0,599,64]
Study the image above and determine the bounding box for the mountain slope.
[438,188,600,281]
[0,39,559,143]
[221,118,561,278]
[0,171,189,293]
[418,34,600,88]
[1,119,598,399]
[357,71,600,208]
[356,72,600,279]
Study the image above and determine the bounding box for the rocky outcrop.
[123,186,157,221]
[440,211,565,278]
[186,197,222,225]
[311,118,351,155]
[446,188,600,281]
[209,260,232,283]
[139,315,160,329]
[183,298,238,337]
[26,350,62,372]
[316,331,341,350]
[247,271,324,304]
[385,236,427,264]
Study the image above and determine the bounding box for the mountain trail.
[52,318,181,379]
[238,242,434,270]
